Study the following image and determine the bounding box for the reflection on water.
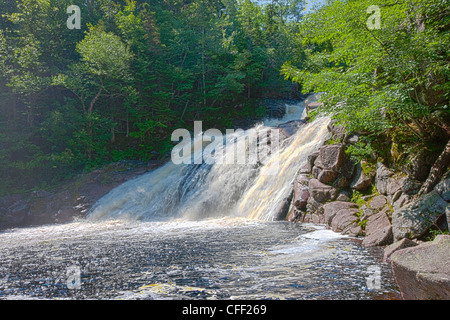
[0,218,400,300]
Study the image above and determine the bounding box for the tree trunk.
[417,139,450,196]
[88,87,103,115]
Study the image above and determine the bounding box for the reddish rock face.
[318,169,339,184]
[314,144,346,172]
[350,161,374,191]
[390,235,450,300]
[330,207,362,236]
[364,208,391,236]
[362,226,393,247]
[383,238,418,263]
[308,178,338,203]
[323,201,357,225]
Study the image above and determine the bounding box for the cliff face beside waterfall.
[286,101,450,300]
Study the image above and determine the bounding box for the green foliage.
[0,0,305,195]
[345,137,377,163]
[425,229,449,241]
[351,190,366,208]
[282,0,450,164]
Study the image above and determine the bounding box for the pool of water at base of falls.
[0,218,401,300]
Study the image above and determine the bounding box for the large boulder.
[386,175,406,203]
[295,211,325,224]
[323,201,358,225]
[350,161,374,191]
[308,178,338,203]
[317,169,339,184]
[364,207,391,235]
[390,235,450,300]
[330,207,362,236]
[362,206,393,247]
[434,171,450,201]
[392,190,448,241]
[392,193,412,211]
[386,175,421,207]
[404,150,438,182]
[368,195,388,211]
[303,151,319,174]
[362,226,393,247]
[314,144,346,172]
[383,238,418,263]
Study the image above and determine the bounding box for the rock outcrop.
[375,163,394,196]
[383,238,418,263]
[287,107,450,300]
[309,178,338,203]
[350,161,374,191]
[392,190,448,241]
[390,235,450,300]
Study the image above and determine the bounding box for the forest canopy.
[0,0,306,194]
[282,0,449,164]
[0,0,448,195]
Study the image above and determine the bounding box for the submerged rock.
[390,235,450,300]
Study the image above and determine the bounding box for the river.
[0,218,399,299]
[0,97,400,300]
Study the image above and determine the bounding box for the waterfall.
[87,98,330,222]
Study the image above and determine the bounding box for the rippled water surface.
[0,218,400,300]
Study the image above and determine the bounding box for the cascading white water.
[87,97,330,222]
